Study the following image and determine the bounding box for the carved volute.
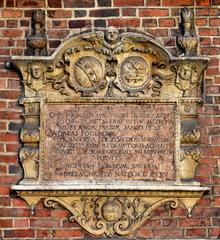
[9,8,209,237]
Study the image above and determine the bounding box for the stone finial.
[177,7,198,56]
[27,9,47,56]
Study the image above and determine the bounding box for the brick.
[196,0,211,5]
[15,0,46,7]
[52,20,68,29]
[2,29,23,38]
[142,19,157,27]
[35,229,53,238]
[49,40,61,48]
[201,47,220,55]
[199,28,219,36]
[48,0,62,7]
[162,218,177,227]
[13,219,29,228]
[55,229,84,238]
[0,132,18,142]
[48,30,69,39]
[186,228,206,238]
[159,18,175,27]
[122,8,136,16]
[210,18,220,26]
[0,208,30,218]
[94,19,106,27]
[213,196,220,206]
[209,228,220,238]
[0,155,17,163]
[51,209,68,218]
[206,67,219,75]
[147,29,168,37]
[196,18,208,26]
[74,10,87,18]
[145,0,160,5]
[196,8,220,16]
[0,165,7,174]
[214,117,220,124]
[12,199,27,208]
[2,10,22,18]
[199,37,211,45]
[4,229,34,238]
[0,197,11,206]
[0,175,20,184]
[35,208,51,217]
[64,0,95,7]
[47,10,72,18]
[136,228,152,238]
[98,0,111,6]
[140,9,169,17]
[114,0,144,6]
[6,0,14,7]
[153,229,183,238]
[144,219,161,227]
[69,20,91,28]
[179,218,209,227]
[208,126,220,135]
[30,219,60,228]
[212,0,220,4]
[0,186,10,196]
[0,219,12,228]
[108,18,140,27]
[9,164,21,174]
[213,38,220,45]
[0,112,21,120]
[163,0,193,5]
[89,9,119,17]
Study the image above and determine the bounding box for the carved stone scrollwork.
[20,128,40,143]
[180,148,201,179]
[19,147,39,179]
[44,196,179,236]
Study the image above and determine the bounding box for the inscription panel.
[42,103,176,181]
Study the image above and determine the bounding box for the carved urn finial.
[177,7,198,56]
[27,9,47,56]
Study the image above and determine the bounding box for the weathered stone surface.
[42,103,175,181]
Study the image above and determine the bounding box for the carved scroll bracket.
[13,187,208,237]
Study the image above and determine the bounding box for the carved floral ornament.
[9,8,210,237]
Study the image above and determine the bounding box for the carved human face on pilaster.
[31,63,44,79]
[179,64,192,81]
[105,27,119,44]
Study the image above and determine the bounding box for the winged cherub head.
[105,27,119,44]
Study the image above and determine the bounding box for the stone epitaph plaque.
[42,102,176,181]
[10,21,210,237]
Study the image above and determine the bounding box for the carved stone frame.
[10,25,209,237]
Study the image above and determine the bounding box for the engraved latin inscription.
[42,104,175,181]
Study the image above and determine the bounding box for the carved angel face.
[179,64,192,80]
[106,27,119,43]
[31,63,44,79]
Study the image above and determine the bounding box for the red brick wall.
[0,0,220,239]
